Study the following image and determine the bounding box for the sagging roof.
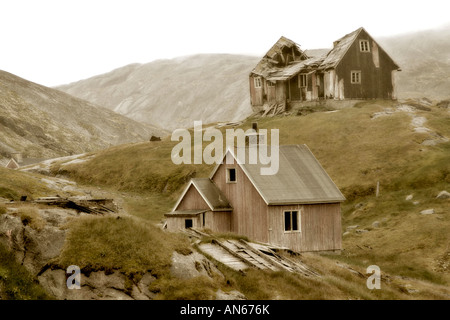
[251,36,308,78]
[173,178,233,212]
[212,145,346,205]
[267,54,327,81]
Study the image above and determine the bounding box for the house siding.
[268,203,341,252]
[175,184,210,211]
[335,29,398,99]
[211,160,269,243]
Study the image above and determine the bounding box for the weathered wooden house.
[249,27,401,109]
[165,145,345,252]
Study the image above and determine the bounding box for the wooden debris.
[31,196,117,215]
[195,233,319,277]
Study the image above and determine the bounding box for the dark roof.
[211,145,345,205]
[173,178,233,212]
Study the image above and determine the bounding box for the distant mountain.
[56,27,450,131]
[0,70,164,159]
[57,54,260,130]
[378,24,450,99]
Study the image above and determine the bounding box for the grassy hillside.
[0,70,163,160]
[47,100,449,299]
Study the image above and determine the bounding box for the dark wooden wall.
[336,29,398,99]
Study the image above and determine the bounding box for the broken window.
[299,74,307,87]
[284,211,299,231]
[351,71,361,84]
[360,40,370,52]
[254,77,262,88]
[227,168,237,183]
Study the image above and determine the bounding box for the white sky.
[1,0,449,87]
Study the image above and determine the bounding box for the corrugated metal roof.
[191,178,233,211]
[224,145,345,205]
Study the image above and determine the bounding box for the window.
[360,40,370,52]
[351,71,361,84]
[284,211,299,232]
[254,77,262,88]
[227,168,237,183]
[267,81,275,87]
[185,219,193,229]
[299,74,307,87]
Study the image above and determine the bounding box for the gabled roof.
[173,178,232,212]
[211,145,346,205]
[320,27,401,71]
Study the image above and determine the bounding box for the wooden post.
[376,181,380,197]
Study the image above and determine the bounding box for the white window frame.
[267,81,275,87]
[226,167,237,184]
[360,40,370,52]
[284,210,300,233]
[351,71,361,84]
[299,74,307,88]
[254,77,262,88]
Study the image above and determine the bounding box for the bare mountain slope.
[58,54,260,130]
[377,24,450,99]
[0,70,163,159]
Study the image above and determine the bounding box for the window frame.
[283,210,300,233]
[226,167,237,184]
[267,81,275,87]
[254,77,262,88]
[351,71,361,84]
[299,74,307,88]
[359,40,370,52]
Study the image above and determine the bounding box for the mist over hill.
[57,26,450,130]
[57,54,259,131]
[0,70,164,159]
[377,24,450,100]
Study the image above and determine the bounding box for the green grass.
[0,167,53,200]
[0,244,53,300]
[56,215,191,276]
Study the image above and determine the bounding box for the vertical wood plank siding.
[175,185,210,211]
[268,203,342,252]
[336,29,398,99]
[211,159,269,243]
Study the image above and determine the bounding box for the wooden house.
[249,27,401,109]
[165,145,345,253]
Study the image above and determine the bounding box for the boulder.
[372,221,381,228]
[436,191,450,199]
[215,289,246,300]
[420,209,435,215]
[170,251,224,280]
[405,194,413,201]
